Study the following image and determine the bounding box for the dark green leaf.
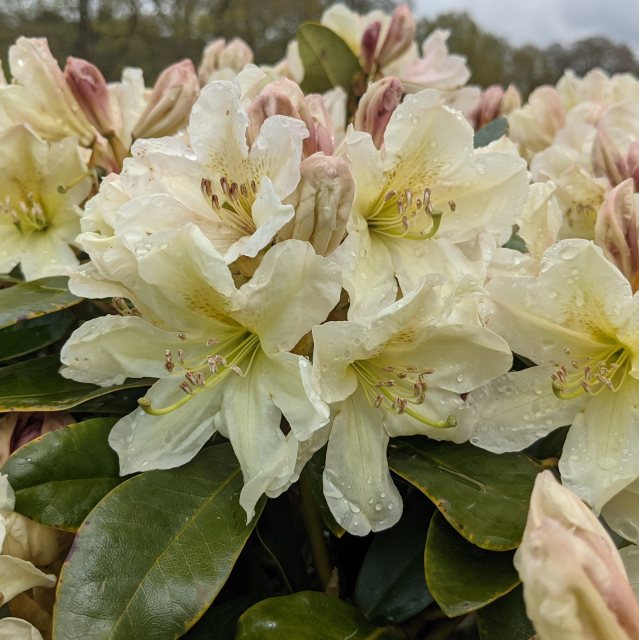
[2,417,122,531]
[424,512,519,618]
[300,446,345,538]
[0,310,75,360]
[477,586,535,640]
[0,355,152,411]
[389,437,541,550]
[355,493,433,624]
[53,445,263,640]
[502,232,528,253]
[298,23,362,93]
[236,592,403,639]
[0,276,81,329]
[183,593,266,640]
[474,117,509,148]
[524,426,569,460]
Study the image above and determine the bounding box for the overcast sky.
[413,0,639,55]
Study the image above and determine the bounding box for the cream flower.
[469,239,639,526]
[0,37,96,145]
[312,279,511,535]
[0,619,43,639]
[335,89,528,319]
[0,474,56,608]
[0,125,91,280]
[61,227,341,519]
[79,78,308,268]
[516,471,639,640]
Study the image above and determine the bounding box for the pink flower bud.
[377,5,416,69]
[592,125,629,187]
[280,153,354,255]
[516,471,639,640]
[218,38,254,72]
[595,179,639,290]
[247,79,316,157]
[0,412,74,465]
[501,84,522,114]
[132,60,199,139]
[627,141,639,192]
[361,21,381,74]
[471,84,504,130]
[354,77,404,148]
[64,57,114,137]
[305,94,336,155]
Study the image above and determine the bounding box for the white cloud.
[413,0,639,55]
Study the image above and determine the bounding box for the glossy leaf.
[0,310,75,361]
[0,355,152,411]
[183,593,266,640]
[389,437,541,550]
[236,592,403,640]
[477,586,535,640]
[355,494,433,624]
[424,512,519,618]
[474,117,508,148]
[53,444,263,640]
[2,418,122,531]
[300,446,345,538]
[0,276,81,329]
[298,23,361,93]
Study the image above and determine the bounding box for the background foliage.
[1,0,639,94]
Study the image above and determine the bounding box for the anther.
[164,350,174,373]
[375,395,383,408]
[220,177,229,194]
[177,332,186,341]
[240,183,248,198]
[384,190,396,202]
[177,349,185,365]
[448,200,457,212]
[250,180,257,193]
[179,380,193,395]
[211,194,220,210]
[230,364,243,376]
[201,178,213,197]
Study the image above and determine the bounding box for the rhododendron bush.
[1,3,639,639]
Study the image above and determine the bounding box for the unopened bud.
[132,60,199,139]
[219,38,254,72]
[198,37,254,84]
[471,85,504,130]
[354,77,404,148]
[501,84,521,114]
[247,79,316,156]
[1,412,74,465]
[305,93,336,155]
[627,141,639,192]
[516,472,639,640]
[361,20,381,74]
[595,178,639,290]
[280,153,354,255]
[64,57,115,137]
[592,125,629,187]
[376,5,416,69]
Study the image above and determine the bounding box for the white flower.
[516,471,639,640]
[335,89,528,319]
[0,618,43,640]
[469,239,639,528]
[62,228,341,519]
[80,78,308,268]
[312,278,511,535]
[0,125,91,280]
[0,474,56,607]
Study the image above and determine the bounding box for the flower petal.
[109,377,217,475]
[602,480,639,544]
[0,618,44,640]
[469,367,586,453]
[560,378,639,511]
[235,239,342,354]
[323,389,402,536]
[0,555,55,603]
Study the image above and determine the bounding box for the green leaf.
[474,117,509,148]
[477,586,535,640]
[502,232,528,253]
[300,446,345,538]
[424,512,519,618]
[53,444,263,640]
[0,310,75,360]
[355,494,433,624]
[236,592,403,640]
[389,437,541,550]
[298,23,362,94]
[0,355,152,411]
[183,593,266,640]
[0,276,81,329]
[2,418,122,531]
